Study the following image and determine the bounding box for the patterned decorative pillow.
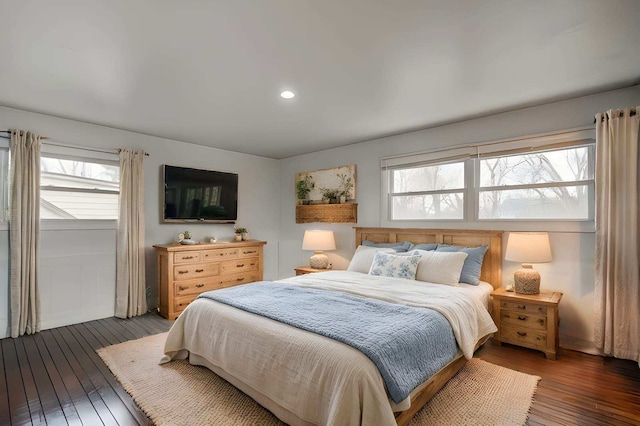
[368,251,421,280]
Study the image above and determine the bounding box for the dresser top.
[491,286,563,305]
[153,239,266,252]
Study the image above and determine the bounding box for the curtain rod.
[0,130,49,139]
[593,108,637,123]
[0,131,149,156]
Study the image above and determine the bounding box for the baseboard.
[559,335,602,356]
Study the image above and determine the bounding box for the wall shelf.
[295,203,358,224]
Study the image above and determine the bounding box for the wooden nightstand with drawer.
[491,287,563,360]
[294,266,329,275]
[154,240,266,320]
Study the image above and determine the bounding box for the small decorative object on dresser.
[302,230,336,269]
[154,239,266,319]
[491,287,563,359]
[234,225,248,241]
[504,232,552,294]
[181,230,196,245]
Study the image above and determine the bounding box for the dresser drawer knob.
[183,256,194,259]
[178,270,188,274]
[517,331,527,337]
[178,286,187,291]
[517,315,527,321]
[196,284,204,288]
[195,269,204,273]
[517,304,526,310]
[237,264,245,268]
[236,277,244,281]
[538,319,545,326]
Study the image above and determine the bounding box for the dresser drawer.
[174,294,198,313]
[216,271,260,288]
[203,248,239,261]
[173,263,220,280]
[501,300,547,316]
[220,257,259,274]
[501,325,547,349]
[174,277,224,296]
[501,310,547,331]
[239,246,260,258]
[173,251,202,264]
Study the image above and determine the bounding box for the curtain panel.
[116,149,147,318]
[594,107,640,364]
[9,129,41,338]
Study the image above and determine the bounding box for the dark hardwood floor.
[0,313,172,426]
[1,314,639,425]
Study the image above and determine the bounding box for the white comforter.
[161,271,497,426]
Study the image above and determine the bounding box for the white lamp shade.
[302,230,336,251]
[505,232,552,263]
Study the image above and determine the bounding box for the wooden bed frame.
[354,227,502,426]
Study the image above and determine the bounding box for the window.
[40,156,120,220]
[478,145,594,220]
[389,160,466,220]
[382,128,595,227]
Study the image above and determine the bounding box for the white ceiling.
[1,1,639,159]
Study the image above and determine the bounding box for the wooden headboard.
[355,227,503,289]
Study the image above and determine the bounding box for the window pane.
[391,193,464,220]
[392,162,464,193]
[41,190,119,219]
[40,156,120,220]
[478,184,590,220]
[41,158,120,184]
[480,146,592,187]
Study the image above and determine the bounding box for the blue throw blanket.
[197,282,458,403]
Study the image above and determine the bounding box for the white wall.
[279,85,640,353]
[0,106,281,338]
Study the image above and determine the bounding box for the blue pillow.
[435,244,489,285]
[412,243,438,251]
[362,240,412,253]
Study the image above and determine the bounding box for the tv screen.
[162,165,238,223]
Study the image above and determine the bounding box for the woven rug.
[97,333,540,426]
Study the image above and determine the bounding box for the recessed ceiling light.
[280,90,295,99]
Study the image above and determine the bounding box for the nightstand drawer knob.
[517,304,526,309]
[517,315,527,321]
[517,331,527,337]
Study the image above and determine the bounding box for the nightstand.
[491,287,563,360]
[294,266,329,276]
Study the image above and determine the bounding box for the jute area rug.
[97,333,540,426]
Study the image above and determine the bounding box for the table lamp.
[302,230,336,269]
[504,232,552,294]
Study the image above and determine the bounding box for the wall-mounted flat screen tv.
[162,165,238,223]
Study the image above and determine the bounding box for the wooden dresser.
[491,287,563,359]
[154,240,267,320]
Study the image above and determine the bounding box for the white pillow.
[368,251,421,280]
[347,246,395,273]
[412,249,468,286]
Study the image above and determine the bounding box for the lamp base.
[309,251,329,269]
[514,264,540,294]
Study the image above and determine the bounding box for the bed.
[161,227,502,425]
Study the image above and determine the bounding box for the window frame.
[39,149,120,226]
[474,144,595,222]
[0,145,9,226]
[386,157,469,222]
[381,128,596,232]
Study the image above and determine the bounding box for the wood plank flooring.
[0,313,172,426]
[1,313,639,425]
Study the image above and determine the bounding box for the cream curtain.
[9,129,41,338]
[116,149,147,318]
[594,107,640,364]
